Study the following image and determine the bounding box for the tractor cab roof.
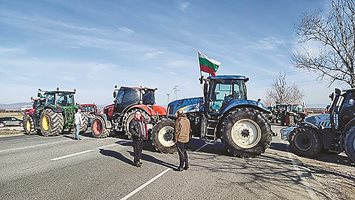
[120,86,157,91]
[343,88,355,92]
[44,91,76,94]
[208,75,249,82]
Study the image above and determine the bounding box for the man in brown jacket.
[175,110,191,171]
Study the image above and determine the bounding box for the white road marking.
[120,168,170,200]
[120,142,208,200]
[51,150,94,161]
[51,140,130,161]
[288,152,319,200]
[0,140,70,153]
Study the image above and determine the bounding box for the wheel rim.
[158,126,175,147]
[92,120,102,136]
[42,115,50,131]
[231,119,261,148]
[294,132,312,151]
[26,120,31,131]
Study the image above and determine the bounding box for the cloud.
[178,2,190,12]
[252,36,285,50]
[143,50,163,59]
[0,47,26,55]
[118,26,135,34]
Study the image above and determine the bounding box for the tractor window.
[45,94,55,105]
[122,89,140,105]
[115,90,125,104]
[56,93,74,106]
[143,90,155,105]
[210,81,246,112]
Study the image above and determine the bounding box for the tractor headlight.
[280,127,295,141]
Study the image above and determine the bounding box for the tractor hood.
[167,97,204,117]
[304,114,331,128]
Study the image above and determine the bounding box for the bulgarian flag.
[198,51,221,76]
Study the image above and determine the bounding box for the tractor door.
[339,91,355,129]
[208,80,246,113]
[114,88,140,114]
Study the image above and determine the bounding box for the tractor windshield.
[210,80,246,111]
[142,90,155,105]
[56,93,74,106]
[82,106,95,112]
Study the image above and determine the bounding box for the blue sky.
[0,0,343,107]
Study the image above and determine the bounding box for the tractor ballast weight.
[285,88,355,163]
[90,86,166,139]
[152,75,273,158]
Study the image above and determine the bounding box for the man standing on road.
[129,111,148,167]
[74,108,83,140]
[175,110,191,171]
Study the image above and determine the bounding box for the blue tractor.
[284,88,355,162]
[151,75,273,157]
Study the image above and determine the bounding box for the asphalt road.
[0,126,354,200]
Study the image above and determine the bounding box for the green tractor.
[23,88,88,136]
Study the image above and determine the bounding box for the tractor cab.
[203,75,248,113]
[43,90,76,107]
[113,86,157,115]
[329,88,355,132]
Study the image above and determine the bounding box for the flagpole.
[198,51,203,84]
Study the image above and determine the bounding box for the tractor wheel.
[91,115,109,138]
[23,115,37,135]
[151,118,176,154]
[289,126,322,157]
[80,113,89,133]
[344,126,355,163]
[220,107,272,158]
[39,109,64,136]
[123,109,151,139]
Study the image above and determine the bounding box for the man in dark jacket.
[129,111,148,167]
[175,110,191,171]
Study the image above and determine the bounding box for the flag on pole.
[198,51,221,76]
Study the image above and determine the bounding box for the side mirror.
[335,88,341,95]
[113,91,117,98]
[329,93,334,101]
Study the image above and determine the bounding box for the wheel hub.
[294,133,312,151]
[231,119,262,149]
[158,126,175,147]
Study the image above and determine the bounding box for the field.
[0,111,24,119]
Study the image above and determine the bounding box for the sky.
[0,0,346,107]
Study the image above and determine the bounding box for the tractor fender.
[220,99,270,117]
[299,122,321,131]
[130,105,167,117]
[44,106,63,113]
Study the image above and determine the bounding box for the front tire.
[91,115,109,138]
[344,127,355,163]
[151,118,176,154]
[289,126,322,157]
[220,108,272,158]
[23,115,37,135]
[40,109,64,136]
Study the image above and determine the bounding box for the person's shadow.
[99,149,134,165]
[127,151,178,169]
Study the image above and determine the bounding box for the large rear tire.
[220,108,272,158]
[151,118,176,154]
[123,109,151,139]
[40,109,64,136]
[289,126,322,157]
[91,115,109,138]
[344,126,355,163]
[80,113,89,133]
[23,115,37,135]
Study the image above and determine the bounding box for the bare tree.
[292,0,355,87]
[265,73,304,106]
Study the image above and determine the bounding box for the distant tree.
[265,73,304,106]
[292,0,355,87]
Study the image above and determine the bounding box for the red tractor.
[91,86,166,138]
[80,103,100,132]
[23,91,46,135]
